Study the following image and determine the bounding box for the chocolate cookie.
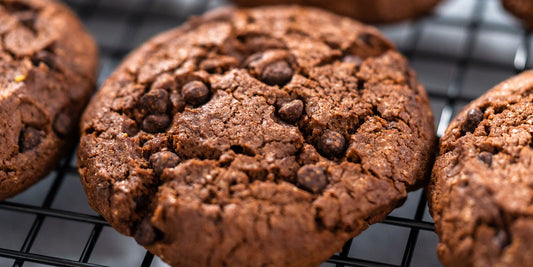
[501,0,533,28]
[232,0,443,23]
[429,71,533,266]
[78,6,436,266]
[0,0,98,200]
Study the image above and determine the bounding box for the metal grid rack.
[0,0,530,266]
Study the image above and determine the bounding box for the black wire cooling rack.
[0,0,531,266]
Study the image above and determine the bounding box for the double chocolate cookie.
[429,71,533,266]
[232,0,443,23]
[78,6,436,266]
[0,0,98,200]
[501,0,533,28]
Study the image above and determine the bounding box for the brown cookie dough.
[78,6,435,267]
[429,70,533,267]
[232,0,443,24]
[0,0,98,200]
[501,0,533,28]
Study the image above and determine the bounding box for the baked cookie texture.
[0,0,98,200]
[78,6,436,267]
[501,0,533,28]
[232,0,443,23]
[429,71,533,267]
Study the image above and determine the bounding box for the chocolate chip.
[140,89,169,114]
[478,152,492,167]
[261,61,293,86]
[142,114,170,133]
[19,126,44,152]
[297,165,327,193]
[278,99,304,123]
[32,50,59,70]
[182,81,210,106]
[317,130,346,158]
[150,151,180,176]
[52,110,72,137]
[134,217,161,246]
[342,55,363,65]
[463,108,483,134]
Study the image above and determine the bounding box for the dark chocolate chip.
[52,110,72,137]
[463,108,483,134]
[278,99,304,123]
[317,130,346,158]
[134,217,161,246]
[182,81,210,106]
[19,126,44,152]
[150,151,180,176]
[342,55,363,65]
[297,165,327,193]
[358,33,391,50]
[15,10,36,32]
[261,61,293,86]
[32,50,59,70]
[142,114,170,133]
[478,152,492,167]
[140,89,169,114]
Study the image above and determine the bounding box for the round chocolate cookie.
[232,0,443,24]
[429,71,533,266]
[78,6,435,266]
[501,0,533,28]
[0,0,98,200]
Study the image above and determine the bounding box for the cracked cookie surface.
[0,0,98,200]
[78,6,435,267]
[232,0,443,23]
[429,70,533,267]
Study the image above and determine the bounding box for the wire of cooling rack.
[0,0,531,266]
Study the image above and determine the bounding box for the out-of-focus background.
[0,0,530,266]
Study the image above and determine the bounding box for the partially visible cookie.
[429,71,533,266]
[502,0,533,28]
[78,6,436,267]
[0,0,98,200]
[232,0,443,23]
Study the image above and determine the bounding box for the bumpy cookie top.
[79,6,435,266]
[430,71,533,266]
[0,0,97,200]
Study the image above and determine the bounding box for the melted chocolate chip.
[478,152,493,167]
[19,126,44,152]
[52,110,72,137]
[278,99,304,123]
[142,114,170,133]
[182,81,210,106]
[463,108,483,134]
[140,89,169,114]
[150,151,180,176]
[297,165,327,193]
[134,217,161,246]
[317,130,346,158]
[261,61,293,86]
[342,55,363,65]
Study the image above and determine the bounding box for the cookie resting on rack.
[0,0,98,200]
[429,70,533,267]
[232,0,443,23]
[77,6,436,267]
